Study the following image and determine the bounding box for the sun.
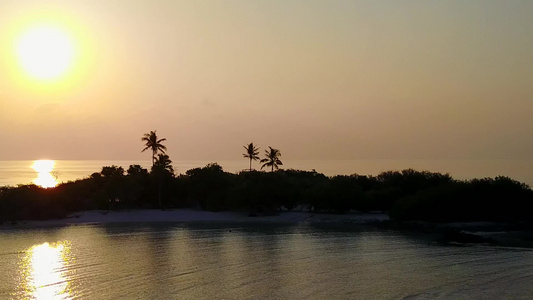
[16,25,75,80]
[32,160,59,188]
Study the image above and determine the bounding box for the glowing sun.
[16,25,75,80]
[32,160,59,188]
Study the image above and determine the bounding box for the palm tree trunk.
[249,158,252,171]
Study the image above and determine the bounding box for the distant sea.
[1,159,533,187]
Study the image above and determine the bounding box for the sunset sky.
[1,0,532,162]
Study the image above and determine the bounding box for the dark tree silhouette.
[101,166,125,177]
[152,154,175,209]
[141,130,167,166]
[243,142,260,171]
[152,154,174,176]
[260,147,283,172]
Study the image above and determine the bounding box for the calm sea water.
[1,159,533,187]
[1,223,532,299]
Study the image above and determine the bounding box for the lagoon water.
[2,159,533,187]
[1,223,533,299]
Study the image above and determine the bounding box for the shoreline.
[377,220,533,248]
[1,209,390,228]
[4,210,533,248]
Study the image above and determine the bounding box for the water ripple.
[2,223,533,299]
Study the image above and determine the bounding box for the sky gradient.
[1,0,532,161]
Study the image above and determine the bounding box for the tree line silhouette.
[1,131,533,224]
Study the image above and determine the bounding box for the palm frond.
[259,146,283,171]
[142,130,167,166]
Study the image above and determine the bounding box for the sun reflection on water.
[32,160,59,188]
[15,242,74,300]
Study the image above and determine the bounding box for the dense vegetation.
[2,131,532,224]
[1,164,532,223]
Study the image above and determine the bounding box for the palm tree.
[242,143,260,171]
[152,154,174,175]
[152,154,174,210]
[141,130,167,166]
[260,146,283,172]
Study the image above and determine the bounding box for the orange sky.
[1,0,532,161]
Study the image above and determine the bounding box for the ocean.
[2,223,533,299]
[1,159,533,187]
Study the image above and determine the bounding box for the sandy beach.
[3,209,389,227]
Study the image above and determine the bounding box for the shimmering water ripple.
[1,223,533,299]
